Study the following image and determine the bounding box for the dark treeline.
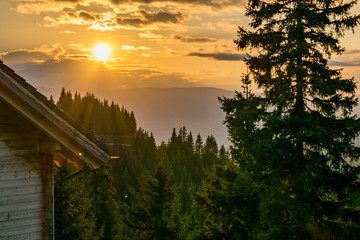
[54,89,228,239]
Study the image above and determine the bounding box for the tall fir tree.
[215,0,360,239]
[121,160,179,240]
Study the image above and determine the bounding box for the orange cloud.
[169,34,216,43]
[0,43,66,64]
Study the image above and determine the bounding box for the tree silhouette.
[215,0,360,238]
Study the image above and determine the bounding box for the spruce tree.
[218,0,360,239]
[121,160,178,240]
[54,164,101,240]
[90,165,120,240]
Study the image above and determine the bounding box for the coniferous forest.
[54,0,360,239]
[54,89,227,239]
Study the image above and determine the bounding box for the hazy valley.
[38,87,235,147]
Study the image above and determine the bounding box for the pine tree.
[218,145,229,163]
[54,164,101,240]
[121,160,178,240]
[203,135,219,168]
[217,0,360,239]
[193,162,259,239]
[195,134,203,157]
[90,165,120,240]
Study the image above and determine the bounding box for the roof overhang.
[0,62,111,168]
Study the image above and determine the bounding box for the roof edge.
[0,61,114,168]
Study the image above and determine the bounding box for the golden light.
[92,44,111,62]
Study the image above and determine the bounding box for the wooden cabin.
[0,61,113,239]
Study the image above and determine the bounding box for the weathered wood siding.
[0,111,53,240]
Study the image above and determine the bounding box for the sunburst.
[92,44,111,62]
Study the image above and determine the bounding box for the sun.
[92,44,111,62]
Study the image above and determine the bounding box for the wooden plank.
[0,222,43,239]
[4,231,43,240]
[0,186,42,201]
[0,169,39,181]
[0,216,43,230]
[0,208,41,222]
[0,159,39,167]
[38,154,54,240]
[0,157,41,169]
[0,164,41,174]
[0,155,40,165]
[0,164,42,174]
[0,131,34,141]
[0,140,35,150]
[0,200,43,214]
[0,148,36,157]
[0,191,42,207]
[0,178,41,191]
[0,186,41,198]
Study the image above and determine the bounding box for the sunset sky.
[1,0,360,93]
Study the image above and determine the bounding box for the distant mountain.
[37,86,360,148]
[37,87,235,147]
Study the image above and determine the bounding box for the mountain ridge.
[37,86,234,147]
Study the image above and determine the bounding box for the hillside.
[38,87,234,147]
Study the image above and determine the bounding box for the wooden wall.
[0,108,53,240]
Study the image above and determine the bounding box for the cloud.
[140,10,183,23]
[187,51,245,61]
[328,50,360,67]
[53,0,83,2]
[42,8,184,30]
[66,10,98,22]
[116,10,184,27]
[44,16,59,27]
[43,10,115,30]
[15,0,245,15]
[61,30,77,34]
[0,44,66,64]
[121,45,152,50]
[109,0,128,4]
[170,34,216,43]
[329,61,360,67]
[78,11,97,21]
[347,49,360,54]
[16,0,78,14]
[138,31,163,40]
[111,0,244,9]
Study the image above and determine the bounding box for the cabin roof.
[0,60,113,168]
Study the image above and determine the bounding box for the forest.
[54,1,360,239]
[54,89,227,239]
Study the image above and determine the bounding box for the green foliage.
[54,90,231,239]
[55,164,120,240]
[57,88,136,137]
[193,162,259,239]
[56,89,157,203]
[54,164,102,240]
[206,0,360,239]
[162,127,227,214]
[111,128,158,202]
[121,160,179,240]
[90,165,121,240]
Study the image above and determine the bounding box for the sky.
[1,0,360,93]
